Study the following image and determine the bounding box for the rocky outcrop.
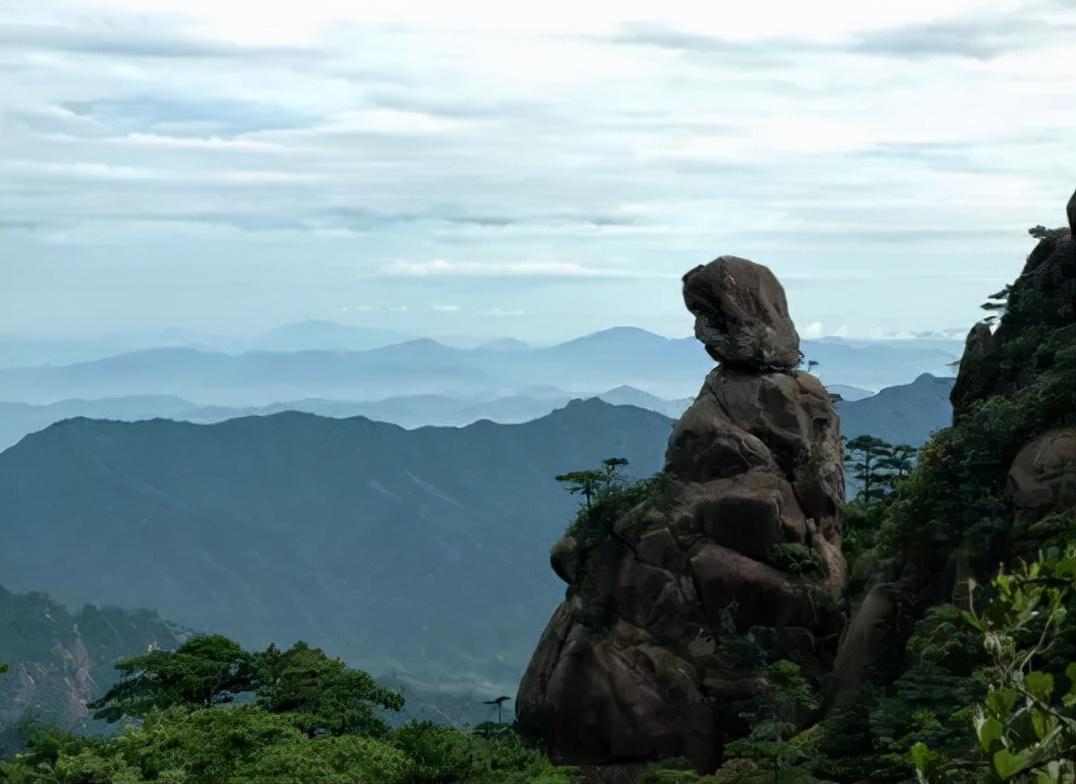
[683,257,801,371]
[0,588,189,752]
[832,189,1076,702]
[517,257,843,770]
[1008,429,1076,518]
[951,214,1074,419]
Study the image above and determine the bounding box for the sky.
[1,0,1074,343]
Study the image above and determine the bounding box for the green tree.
[725,660,820,783]
[878,444,916,489]
[255,641,404,737]
[555,456,629,509]
[89,635,404,737]
[844,435,894,504]
[88,634,256,721]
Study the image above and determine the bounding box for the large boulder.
[1008,429,1076,518]
[683,257,801,371]
[518,256,843,771]
[1068,187,1076,234]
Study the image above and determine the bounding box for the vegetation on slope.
[0,635,574,784]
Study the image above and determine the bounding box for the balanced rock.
[683,256,801,371]
[517,256,843,771]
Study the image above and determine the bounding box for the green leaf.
[1029,706,1056,740]
[974,716,1004,752]
[986,688,1021,719]
[992,748,1030,780]
[1025,671,1054,702]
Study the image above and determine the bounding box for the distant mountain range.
[0,372,954,454]
[0,399,673,697]
[0,326,961,406]
[0,373,957,709]
[837,373,956,446]
[0,586,188,752]
[0,386,691,452]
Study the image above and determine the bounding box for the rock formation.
[832,188,1076,700]
[517,256,844,770]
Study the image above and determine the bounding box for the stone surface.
[1068,187,1076,234]
[518,256,843,770]
[1008,429,1076,517]
[682,257,802,371]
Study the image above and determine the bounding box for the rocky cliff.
[0,587,189,752]
[831,188,1076,702]
[517,257,844,770]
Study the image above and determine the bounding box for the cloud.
[55,96,314,137]
[0,22,317,60]
[431,304,461,312]
[847,16,1060,59]
[480,308,526,317]
[378,259,634,278]
[801,321,825,339]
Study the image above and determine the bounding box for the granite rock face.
[951,218,1075,418]
[683,257,802,371]
[517,257,843,770]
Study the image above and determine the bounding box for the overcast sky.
[1,0,1074,343]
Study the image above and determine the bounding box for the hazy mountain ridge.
[836,372,956,445]
[0,372,950,453]
[0,328,960,405]
[0,399,673,697]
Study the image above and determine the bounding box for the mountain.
[0,586,188,751]
[0,330,959,406]
[254,320,412,352]
[598,385,693,419]
[827,384,874,401]
[0,399,673,695]
[837,373,956,446]
[0,396,195,451]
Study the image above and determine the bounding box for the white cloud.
[431,303,461,312]
[2,0,1073,339]
[481,308,526,317]
[801,321,825,339]
[378,259,631,278]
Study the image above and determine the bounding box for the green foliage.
[255,641,404,737]
[88,634,255,720]
[1,633,572,784]
[724,661,820,783]
[555,457,630,509]
[843,435,912,505]
[89,635,403,737]
[390,721,575,784]
[914,548,1076,783]
[560,461,672,547]
[771,543,826,578]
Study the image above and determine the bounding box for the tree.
[89,636,403,737]
[913,546,1076,783]
[89,634,257,721]
[483,695,511,724]
[555,457,629,509]
[844,435,895,504]
[878,444,916,489]
[255,641,404,737]
[725,660,820,783]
